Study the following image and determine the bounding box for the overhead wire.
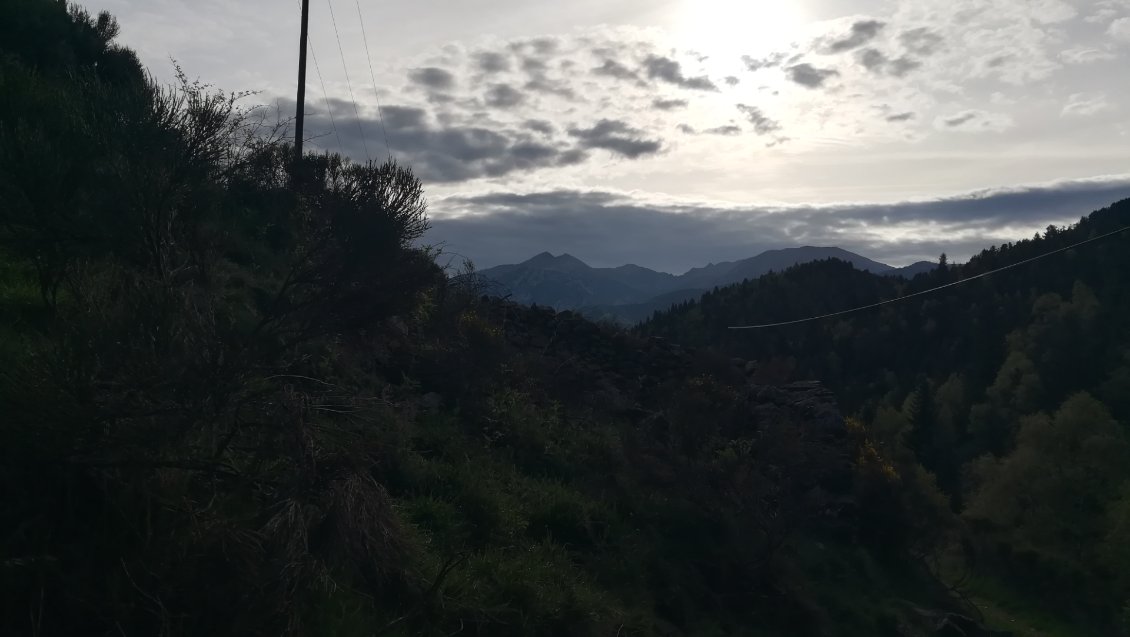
[325,0,372,161]
[354,0,393,161]
[293,0,343,154]
[727,225,1130,330]
[307,34,344,154]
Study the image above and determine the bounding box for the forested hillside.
[642,201,1130,632]
[0,2,1009,635]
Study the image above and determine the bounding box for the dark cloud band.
[427,179,1130,272]
[567,119,664,158]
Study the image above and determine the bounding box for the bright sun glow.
[672,0,808,59]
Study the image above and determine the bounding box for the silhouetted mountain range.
[479,247,936,322]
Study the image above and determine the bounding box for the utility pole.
[294,0,310,166]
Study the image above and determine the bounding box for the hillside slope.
[0,3,986,635]
[641,201,1130,634]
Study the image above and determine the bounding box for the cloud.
[786,63,839,88]
[481,43,579,99]
[985,55,1010,69]
[378,104,426,129]
[429,178,1130,272]
[1060,47,1117,64]
[484,83,525,108]
[1087,1,1130,24]
[521,56,548,74]
[898,28,945,56]
[942,112,977,127]
[935,109,1013,132]
[703,125,742,136]
[1062,93,1113,117]
[652,98,689,111]
[407,67,456,91]
[524,119,555,135]
[508,52,578,99]
[263,18,1127,198]
[642,55,718,90]
[724,75,740,86]
[523,76,575,99]
[885,112,916,122]
[735,104,781,135]
[825,19,886,53]
[742,52,789,71]
[676,123,743,137]
[857,48,886,72]
[592,58,639,80]
[887,57,922,76]
[287,99,590,183]
[856,49,921,76]
[432,190,792,272]
[1110,18,1130,43]
[567,119,664,158]
[1029,0,1077,24]
[509,36,562,57]
[474,51,511,73]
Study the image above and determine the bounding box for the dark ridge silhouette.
[481,246,937,322]
[1,3,1122,636]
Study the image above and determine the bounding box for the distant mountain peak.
[776,245,844,254]
[516,251,592,273]
[481,245,931,317]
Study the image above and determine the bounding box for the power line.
[325,0,371,161]
[727,225,1130,330]
[308,34,344,154]
[293,0,342,154]
[354,0,393,161]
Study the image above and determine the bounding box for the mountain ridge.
[480,246,939,321]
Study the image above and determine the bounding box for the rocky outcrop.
[748,381,845,434]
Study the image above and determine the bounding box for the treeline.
[641,200,1130,632]
[0,2,978,635]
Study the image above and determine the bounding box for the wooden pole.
[294,0,310,166]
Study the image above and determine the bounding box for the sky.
[101,0,1130,272]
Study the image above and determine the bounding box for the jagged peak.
[519,251,591,271]
[526,251,556,262]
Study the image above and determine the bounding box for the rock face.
[748,381,845,434]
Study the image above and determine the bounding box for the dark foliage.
[642,199,1130,633]
[0,3,977,635]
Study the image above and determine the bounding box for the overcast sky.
[102,0,1130,272]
